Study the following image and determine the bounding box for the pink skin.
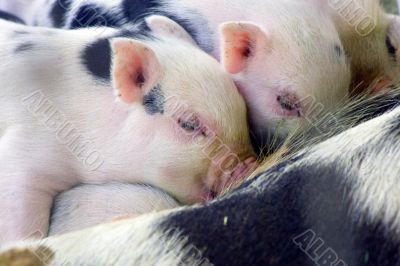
[217,19,350,139]
[0,20,255,244]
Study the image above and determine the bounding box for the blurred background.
[382,0,398,13]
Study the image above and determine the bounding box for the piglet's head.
[219,4,351,151]
[110,35,256,204]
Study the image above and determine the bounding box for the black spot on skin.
[14,42,35,53]
[0,10,25,24]
[160,155,311,265]
[50,0,72,27]
[143,85,165,115]
[81,38,111,81]
[121,0,207,52]
[161,146,400,265]
[70,4,119,29]
[386,36,397,60]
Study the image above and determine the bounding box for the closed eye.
[177,116,209,137]
[178,117,200,132]
[386,36,397,59]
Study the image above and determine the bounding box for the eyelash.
[177,117,208,137]
[178,118,200,132]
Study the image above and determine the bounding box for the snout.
[203,155,258,200]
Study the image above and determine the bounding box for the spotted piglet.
[0,18,255,245]
[6,0,352,150]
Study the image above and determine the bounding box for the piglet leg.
[0,128,59,246]
[0,180,53,246]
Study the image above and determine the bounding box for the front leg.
[0,179,54,245]
[0,127,74,246]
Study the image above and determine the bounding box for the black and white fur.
[0,17,253,245]
[7,0,352,150]
[3,87,400,266]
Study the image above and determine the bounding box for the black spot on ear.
[386,36,397,60]
[81,38,111,81]
[0,10,25,24]
[50,0,72,27]
[70,4,119,29]
[143,85,165,115]
[15,42,35,53]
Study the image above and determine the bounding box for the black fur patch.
[0,10,25,24]
[143,85,165,115]
[161,155,310,265]
[122,0,161,22]
[70,4,118,29]
[81,38,112,81]
[161,148,400,265]
[14,42,35,53]
[50,0,72,27]
[121,0,208,52]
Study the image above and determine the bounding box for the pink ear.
[220,22,269,74]
[111,38,161,103]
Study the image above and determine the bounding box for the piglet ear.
[145,15,197,46]
[111,38,161,103]
[219,21,269,74]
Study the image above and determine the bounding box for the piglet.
[0,18,255,245]
[7,0,352,150]
[309,0,400,95]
